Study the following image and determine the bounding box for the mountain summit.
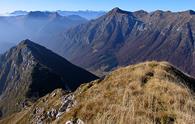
[27,11,60,18]
[57,8,195,77]
[0,39,98,117]
[109,7,131,15]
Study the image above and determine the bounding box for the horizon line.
[0,8,195,16]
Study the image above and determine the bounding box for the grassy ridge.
[1,61,195,124]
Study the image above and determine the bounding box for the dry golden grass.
[57,61,195,124]
[1,61,195,124]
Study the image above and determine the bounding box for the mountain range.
[3,8,195,78]
[9,10,106,20]
[0,7,195,124]
[56,10,106,20]
[56,8,195,77]
[9,11,28,16]
[0,11,87,53]
[0,39,97,118]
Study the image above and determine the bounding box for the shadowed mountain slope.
[0,39,98,117]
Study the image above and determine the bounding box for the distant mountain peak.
[176,10,195,16]
[134,10,148,14]
[10,10,28,16]
[109,7,131,15]
[111,7,123,12]
[185,10,195,15]
[27,11,60,18]
[28,11,44,17]
[150,10,173,17]
[151,10,164,15]
[133,10,148,17]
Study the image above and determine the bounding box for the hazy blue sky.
[0,0,194,14]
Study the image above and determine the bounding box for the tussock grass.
[58,61,195,124]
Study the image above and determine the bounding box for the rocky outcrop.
[28,90,77,124]
[66,118,84,124]
[56,94,76,118]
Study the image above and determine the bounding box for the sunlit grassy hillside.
[1,61,195,124]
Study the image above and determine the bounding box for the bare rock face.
[56,94,76,119]
[57,8,195,77]
[58,94,75,113]
[29,90,77,124]
[0,39,98,117]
